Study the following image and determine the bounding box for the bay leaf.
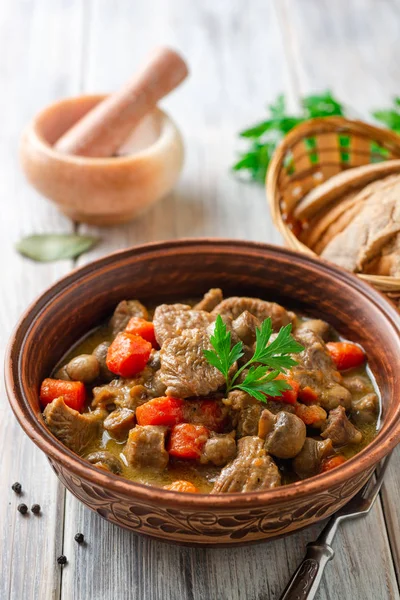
[16,233,99,262]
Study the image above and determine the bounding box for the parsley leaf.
[253,323,305,367]
[204,315,244,381]
[203,314,304,403]
[233,91,345,183]
[235,366,291,402]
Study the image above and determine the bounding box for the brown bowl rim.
[23,94,180,167]
[5,238,400,509]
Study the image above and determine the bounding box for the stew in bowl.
[40,289,380,494]
[7,240,399,545]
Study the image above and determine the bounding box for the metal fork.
[279,455,391,600]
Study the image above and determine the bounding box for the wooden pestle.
[54,47,188,157]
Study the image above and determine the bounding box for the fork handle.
[278,543,335,600]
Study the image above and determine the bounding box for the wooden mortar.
[20,47,188,225]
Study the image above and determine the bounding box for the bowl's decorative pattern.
[52,458,373,544]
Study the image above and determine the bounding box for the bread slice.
[294,160,400,221]
[321,175,400,272]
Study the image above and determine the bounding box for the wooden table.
[1,1,400,598]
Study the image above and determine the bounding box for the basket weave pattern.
[267,117,400,293]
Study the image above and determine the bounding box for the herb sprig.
[203,315,304,402]
[233,91,345,183]
[372,97,400,134]
[233,91,400,184]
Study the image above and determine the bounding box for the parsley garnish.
[232,91,345,183]
[233,92,400,183]
[203,315,304,402]
[372,97,400,134]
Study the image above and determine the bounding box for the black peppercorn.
[17,503,28,515]
[57,555,67,565]
[31,504,41,515]
[74,533,84,544]
[12,482,22,494]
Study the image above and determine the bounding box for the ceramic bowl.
[5,240,400,546]
[19,95,184,225]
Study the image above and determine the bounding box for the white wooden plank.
[275,0,400,596]
[62,496,399,600]
[276,0,400,120]
[74,0,288,260]
[0,0,84,598]
[60,0,399,599]
[61,1,302,599]
[63,1,398,599]
[381,446,400,577]
[1,1,395,599]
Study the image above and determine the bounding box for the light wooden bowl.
[19,95,184,226]
[266,117,400,294]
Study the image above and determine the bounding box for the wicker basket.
[266,116,400,294]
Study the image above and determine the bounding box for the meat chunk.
[110,300,149,335]
[141,366,167,398]
[86,451,122,474]
[237,404,263,437]
[232,310,260,346]
[124,425,169,469]
[153,303,213,346]
[160,328,226,398]
[103,408,136,438]
[258,410,306,459]
[224,390,263,436]
[193,288,223,312]
[200,431,237,466]
[92,342,114,382]
[293,438,333,479]
[291,329,351,411]
[43,397,104,454]
[212,296,293,331]
[296,319,331,341]
[322,406,362,446]
[211,436,281,493]
[92,378,146,411]
[92,365,166,411]
[352,393,379,425]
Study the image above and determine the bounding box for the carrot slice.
[326,341,366,371]
[298,386,319,404]
[295,403,327,427]
[168,423,209,459]
[40,378,86,412]
[267,373,299,405]
[321,455,346,473]
[125,317,158,348]
[183,399,226,432]
[106,332,152,377]
[135,396,185,427]
[163,480,200,493]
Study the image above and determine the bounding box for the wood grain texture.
[1,0,400,599]
[0,0,84,599]
[278,1,400,594]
